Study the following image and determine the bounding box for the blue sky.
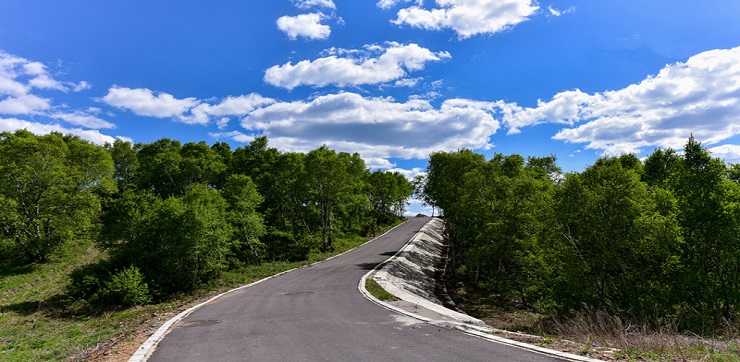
[2,0,740,199]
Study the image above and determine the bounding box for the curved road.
[148,217,561,361]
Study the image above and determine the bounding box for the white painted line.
[358,218,605,362]
[129,220,411,362]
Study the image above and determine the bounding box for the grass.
[0,220,404,361]
[450,287,740,361]
[0,239,153,361]
[364,278,397,301]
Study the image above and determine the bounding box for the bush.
[101,266,150,307]
[264,230,315,262]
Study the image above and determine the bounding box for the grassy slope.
[0,221,403,361]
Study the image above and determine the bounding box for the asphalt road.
[148,217,562,361]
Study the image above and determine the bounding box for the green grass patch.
[364,278,397,301]
[0,220,405,361]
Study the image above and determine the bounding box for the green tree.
[136,138,183,197]
[0,130,113,262]
[670,136,739,329]
[106,139,140,191]
[304,147,366,251]
[552,157,682,315]
[101,185,234,295]
[222,174,266,264]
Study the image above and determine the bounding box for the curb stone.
[358,217,604,362]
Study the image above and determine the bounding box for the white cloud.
[292,0,336,9]
[392,0,539,38]
[0,117,117,145]
[547,6,574,17]
[499,46,740,155]
[242,92,499,160]
[264,42,451,89]
[180,93,276,124]
[709,144,740,164]
[101,87,274,126]
[101,86,200,120]
[0,50,91,117]
[365,157,396,169]
[377,0,422,10]
[388,167,426,180]
[0,94,51,114]
[393,77,422,87]
[209,130,255,143]
[217,117,230,130]
[50,110,115,129]
[73,81,92,92]
[116,135,134,144]
[277,13,331,40]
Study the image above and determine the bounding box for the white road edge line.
[357,218,605,362]
[128,219,411,362]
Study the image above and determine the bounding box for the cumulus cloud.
[0,94,51,114]
[391,0,539,38]
[264,43,451,89]
[365,157,397,169]
[0,50,92,117]
[0,117,117,145]
[50,110,115,129]
[242,92,499,160]
[101,87,275,126]
[209,130,255,143]
[292,0,335,9]
[180,93,276,125]
[377,0,423,10]
[277,13,331,40]
[709,144,740,164]
[101,86,200,120]
[499,46,740,155]
[388,167,426,180]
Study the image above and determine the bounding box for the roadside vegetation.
[365,278,397,301]
[416,135,740,360]
[0,130,411,361]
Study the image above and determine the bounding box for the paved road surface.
[148,217,562,361]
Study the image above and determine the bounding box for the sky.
[2,0,740,214]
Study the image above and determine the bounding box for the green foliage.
[367,170,412,233]
[421,136,740,334]
[551,157,682,314]
[101,185,234,295]
[223,174,266,264]
[304,146,369,251]
[0,130,113,263]
[101,265,151,307]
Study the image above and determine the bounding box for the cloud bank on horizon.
[1,0,740,171]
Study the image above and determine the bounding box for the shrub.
[101,265,150,307]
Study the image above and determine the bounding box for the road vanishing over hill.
[146,217,562,361]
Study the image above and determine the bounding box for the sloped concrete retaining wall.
[372,218,483,325]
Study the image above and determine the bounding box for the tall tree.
[0,131,113,262]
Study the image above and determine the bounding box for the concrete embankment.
[368,217,484,325]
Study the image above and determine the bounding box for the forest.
[3,129,739,339]
[417,135,740,335]
[0,130,411,306]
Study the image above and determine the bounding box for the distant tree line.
[0,131,411,305]
[417,136,740,334]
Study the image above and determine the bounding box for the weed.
[365,278,397,301]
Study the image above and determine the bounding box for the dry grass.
[543,309,740,361]
[450,288,740,361]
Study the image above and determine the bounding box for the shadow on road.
[355,262,380,270]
